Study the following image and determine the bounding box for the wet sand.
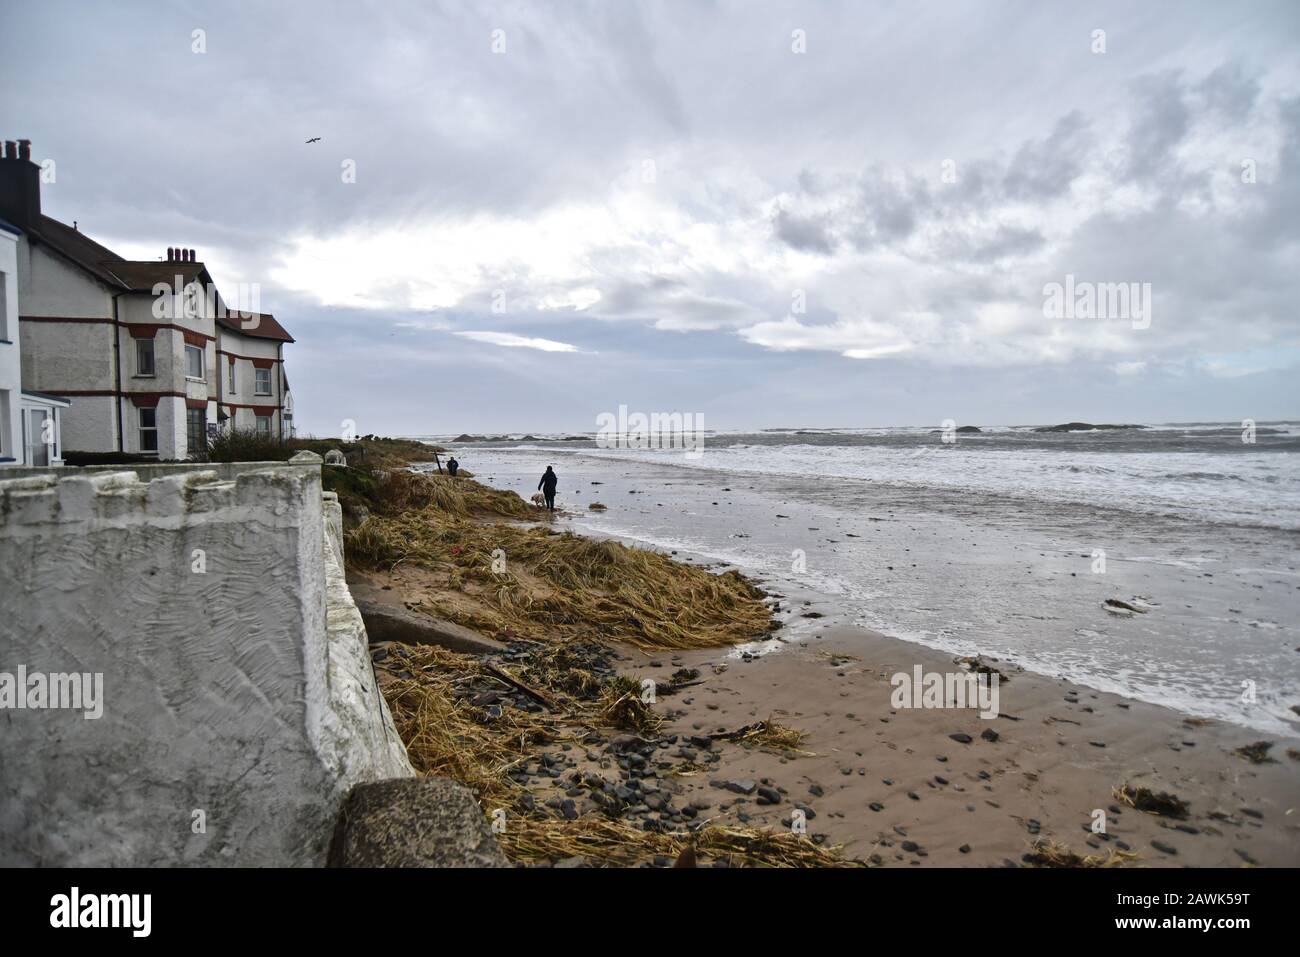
[607,622,1300,866]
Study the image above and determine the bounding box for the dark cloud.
[2,0,1296,432]
[773,205,836,254]
[1003,111,1091,201]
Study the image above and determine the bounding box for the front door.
[25,408,50,466]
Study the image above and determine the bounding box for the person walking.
[538,465,558,511]
[447,456,459,478]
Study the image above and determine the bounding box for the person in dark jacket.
[538,465,558,511]
[446,456,459,477]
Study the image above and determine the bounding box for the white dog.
[530,492,546,507]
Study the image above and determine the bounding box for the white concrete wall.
[21,320,114,395]
[0,230,21,463]
[17,241,113,318]
[59,395,114,453]
[0,461,413,866]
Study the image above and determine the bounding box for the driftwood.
[1104,598,1147,614]
[483,663,556,711]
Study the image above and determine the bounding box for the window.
[0,271,8,341]
[227,360,236,393]
[138,407,158,454]
[135,337,155,376]
[187,407,206,456]
[254,367,272,395]
[255,415,272,438]
[185,344,204,379]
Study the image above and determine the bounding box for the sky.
[2,0,1298,435]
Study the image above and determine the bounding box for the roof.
[216,311,295,343]
[99,259,208,292]
[26,214,126,287]
[25,212,294,342]
[22,389,71,407]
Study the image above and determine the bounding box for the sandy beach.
[350,448,1300,867]
[614,623,1300,867]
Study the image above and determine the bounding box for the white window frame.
[138,406,159,454]
[255,414,272,438]
[185,343,205,380]
[0,389,10,459]
[135,337,155,377]
[0,271,9,342]
[254,366,272,396]
[227,359,236,394]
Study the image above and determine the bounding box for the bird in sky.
[305,137,321,144]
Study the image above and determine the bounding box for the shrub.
[203,428,291,463]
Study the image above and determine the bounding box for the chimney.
[189,248,196,262]
[0,135,41,226]
[167,247,174,261]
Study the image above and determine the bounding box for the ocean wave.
[1061,464,1117,474]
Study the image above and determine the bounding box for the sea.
[412,422,1300,736]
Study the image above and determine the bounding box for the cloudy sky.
[3,0,1298,435]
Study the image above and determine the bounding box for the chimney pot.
[17,140,31,161]
[189,248,196,262]
[185,249,192,262]
[167,247,174,261]
[3,142,14,159]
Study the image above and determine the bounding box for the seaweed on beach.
[497,815,866,868]
[817,651,860,667]
[1022,839,1140,868]
[595,677,664,733]
[1233,741,1277,764]
[1113,783,1190,819]
[954,655,1011,683]
[375,642,853,868]
[379,646,564,799]
[713,718,808,753]
[345,482,776,650]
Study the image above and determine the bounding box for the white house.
[0,137,294,461]
[0,217,21,464]
[0,213,68,467]
[216,310,295,441]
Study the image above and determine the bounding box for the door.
[25,408,51,466]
